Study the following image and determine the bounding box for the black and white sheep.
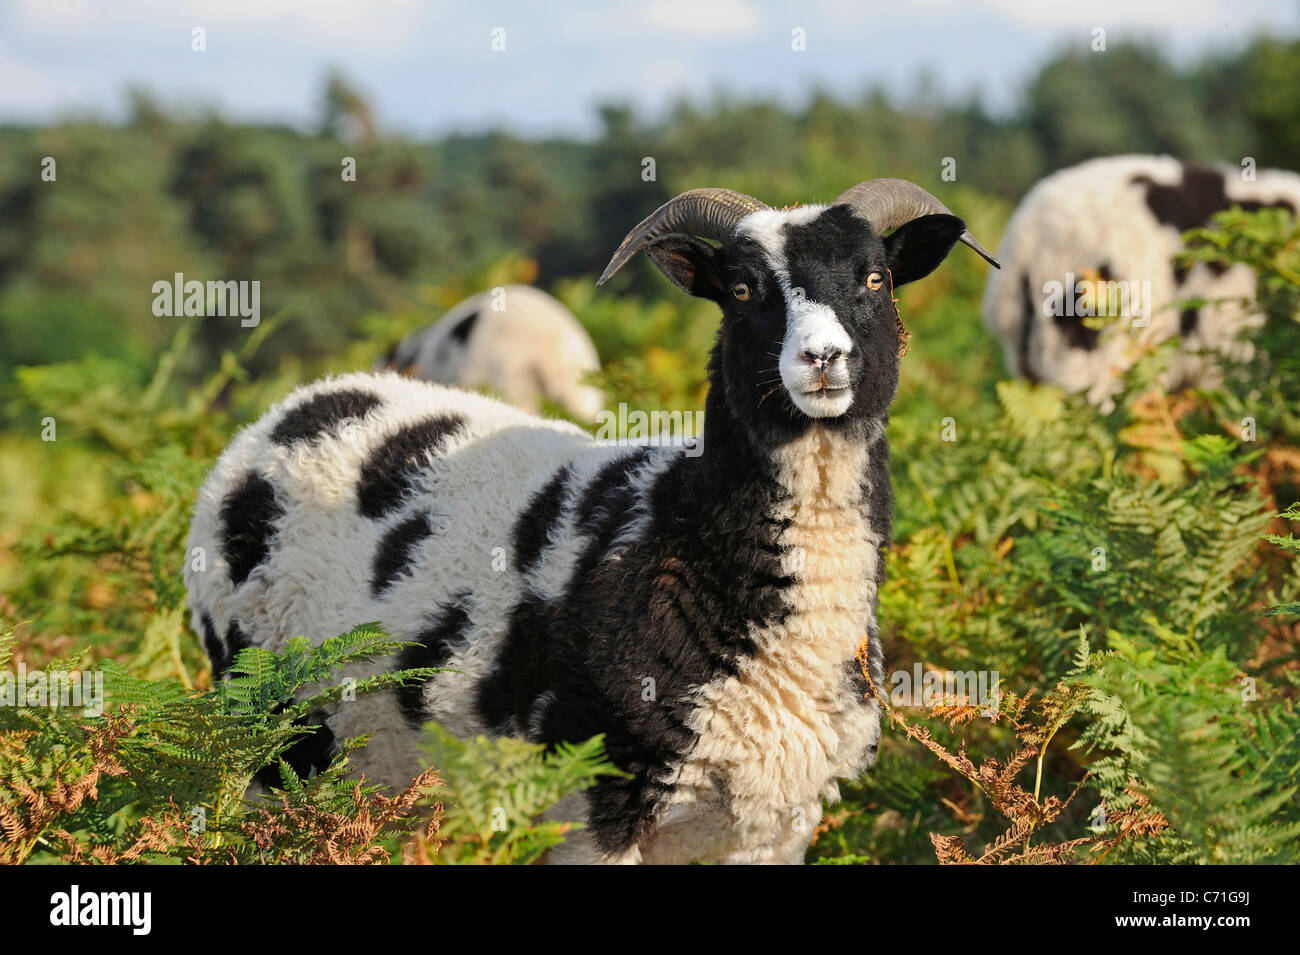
[379,284,605,422]
[983,154,1300,407]
[185,180,998,864]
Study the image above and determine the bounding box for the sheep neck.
[666,415,884,850]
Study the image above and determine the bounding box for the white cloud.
[639,0,763,37]
[814,0,1287,35]
[560,0,764,41]
[978,0,1280,29]
[0,48,56,114]
[9,0,431,55]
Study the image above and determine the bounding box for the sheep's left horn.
[598,187,771,285]
[834,178,1000,269]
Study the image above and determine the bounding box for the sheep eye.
[731,283,751,301]
[864,272,885,291]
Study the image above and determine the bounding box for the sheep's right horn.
[598,188,770,285]
[834,178,1000,269]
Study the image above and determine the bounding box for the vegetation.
[2,39,1299,863]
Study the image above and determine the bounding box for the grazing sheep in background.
[379,284,605,422]
[982,154,1300,408]
[185,180,998,864]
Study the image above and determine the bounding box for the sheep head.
[598,180,999,440]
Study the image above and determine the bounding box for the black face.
[644,206,967,447]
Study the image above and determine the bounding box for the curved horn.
[834,178,1000,269]
[597,187,771,285]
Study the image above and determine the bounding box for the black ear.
[643,236,725,302]
[882,213,966,287]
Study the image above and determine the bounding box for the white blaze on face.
[779,296,854,418]
[737,206,854,419]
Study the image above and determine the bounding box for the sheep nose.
[800,347,843,369]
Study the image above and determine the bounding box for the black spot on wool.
[371,512,433,596]
[1018,274,1041,382]
[199,612,224,674]
[395,601,472,728]
[270,388,382,446]
[447,310,479,344]
[356,414,466,519]
[1133,164,1296,233]
[204,618,254,679]
[253,710,336,789]
[474,592,553,735]
[1052,263,1108,352]
[1180,307,1199,337]
[511,466,571,574]
[219,472,285,587]
[226,620,253,663]
[574,450,652,527]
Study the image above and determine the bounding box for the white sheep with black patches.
[983,154,1300,408]
[380,283,605,422]
[186,180,998,864]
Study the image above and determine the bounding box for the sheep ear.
[643,236,726,302]
[882,214,966,287]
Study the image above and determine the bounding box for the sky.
[1,0,1296,137]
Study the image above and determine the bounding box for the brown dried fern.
[240,768,441,865]
[0,713,133,864]
[856,636,1168,864]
